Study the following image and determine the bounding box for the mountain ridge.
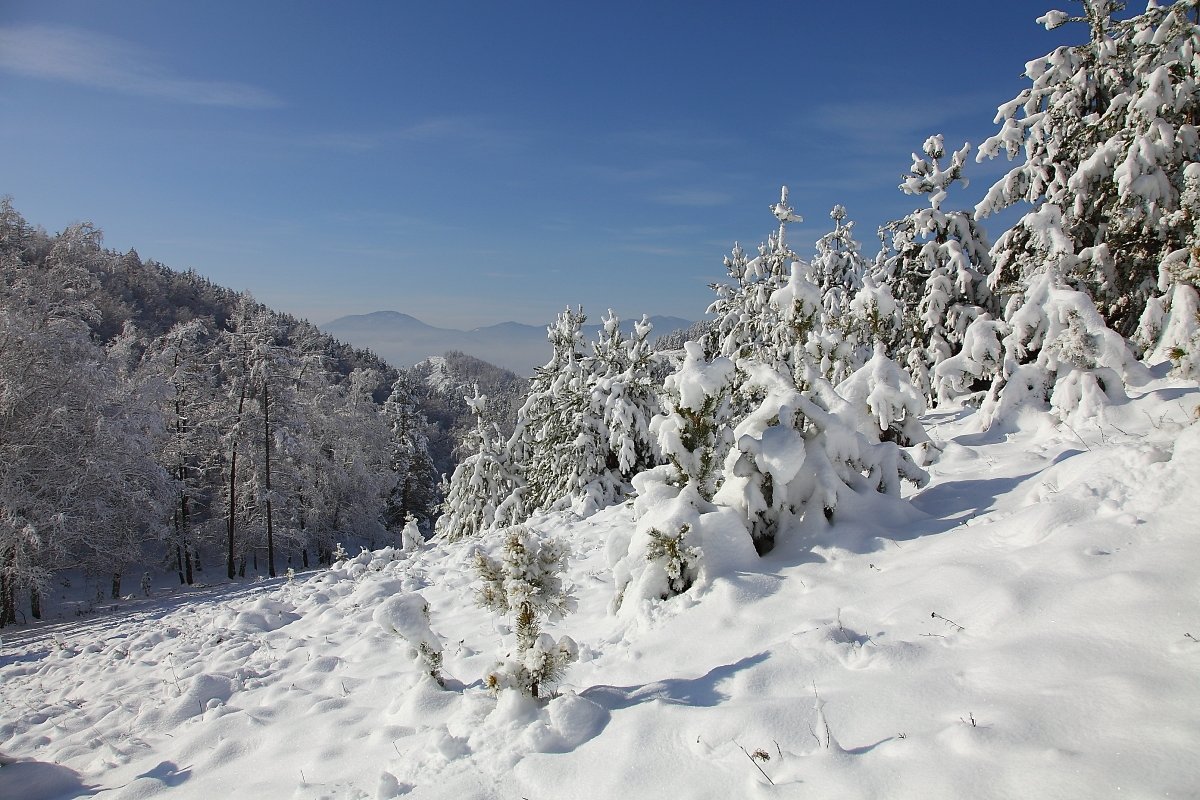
[322,310,695,375]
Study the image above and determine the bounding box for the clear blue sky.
[0,1,1084,329]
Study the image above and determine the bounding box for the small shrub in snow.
[645,523,701,597]
[400,515,423,552]
[978,272,1146,429]
[474,527,577,698]
[373,593,445,685]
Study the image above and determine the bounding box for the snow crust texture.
[2,379,1200,799]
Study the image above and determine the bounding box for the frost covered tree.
[975,271,1146,429]
[0,214,170,622]
[708,187,818,381]
[400,514,423,552]
[589,311,662,485]
[435,389,524,541]
[502,307,663,519]
[608,339,737,609]
[507,307,590,515]
[876,135,995,399]
[813,205,868,304]
[611,190,930,599]
[474,527,576,698]
[651,342,736,503]
[382,371,439,527]
[145,319,221,585]
[218,295,297,578]
[714,191,928,551]
[93,324,174,598]
[976,1,1200,341]
[809,205,873,383]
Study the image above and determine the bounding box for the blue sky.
[0,1,1083,329]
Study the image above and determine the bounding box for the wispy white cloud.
[619,243,693,257]
[808,93,1004,158]
[651,189,733,208]
[579,157,706,184]
[300,116,527,154]
[0,24,283,109]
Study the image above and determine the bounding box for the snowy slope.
[2,377,1199,800]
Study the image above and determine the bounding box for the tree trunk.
[185,546,194,585]
[226,441,238,578]
[0,571,13,627]
[111,572,121,600]
[174,369,191,587]
[179,487,191,584]
[227,385,247,580]
[30,587,41,620]
[263,378,276,578]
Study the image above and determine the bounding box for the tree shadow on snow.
[0,758,97,800]
[137,761,191,787]
[0,578,291,652]
[907,468,1046,535]
[908,445,1085,536]
[580,651,770,711]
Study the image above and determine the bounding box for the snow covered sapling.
[400,514,422,552]
[374,593,445,685]
[978,272,1143,429]
[474,527,577,698]
[645,523,701,596]
[652,341,735,501]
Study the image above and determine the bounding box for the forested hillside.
[0,202,444,624]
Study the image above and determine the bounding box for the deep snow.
[2,375,1199,799]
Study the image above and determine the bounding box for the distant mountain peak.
[322,310,695,375]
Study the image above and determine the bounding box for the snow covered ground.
[3,375,1200,800]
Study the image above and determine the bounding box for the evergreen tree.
[876,135,995,400]
[590,311,662,483]
[434,389,524,541]
[976,1,1200,339]
[383,371,440,527]
[810,205,872,384]
[508,307,589,515]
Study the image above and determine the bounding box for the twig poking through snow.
[931,612,965,631]
[734,741,775,785]
[1060,422,1092,451]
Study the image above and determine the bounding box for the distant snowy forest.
[3,0,1199,631]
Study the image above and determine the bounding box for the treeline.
[0,201,441,624]
[435,1,1200,608]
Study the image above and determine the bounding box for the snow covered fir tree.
[2,3,1200,798]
